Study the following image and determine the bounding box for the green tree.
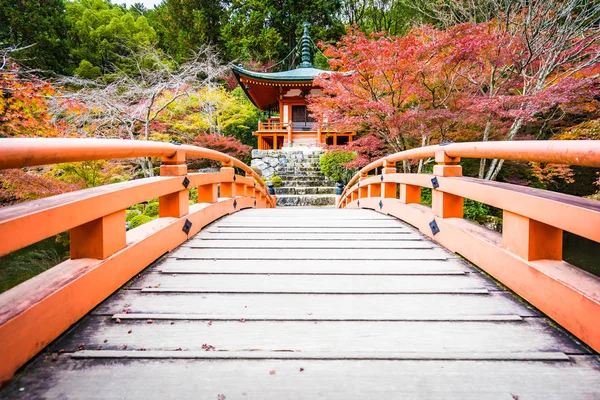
[147,0,226,60]
[65,0,158,75]
[222,0,345,66]
[0,0,70,73]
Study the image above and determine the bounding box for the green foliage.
[143,201,159,217]
[420,188,432,206]
[65,0,158,75]
[129,214,154,229]
[463,199,491,221]
[147,0,225,60]
[73,59,102,79]
[126,210,141,222]
[319,150,357,184]
[189,187,198,205]
[0,0,70,73]
[0,236,69,293]
[270,175,283,187]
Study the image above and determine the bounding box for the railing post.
[432,150,463,218]
[70,210,126,260]
[399,184,420,204]
[159,150,189,218]
[219,161,236,198]
[359,172,368,198]
[197,183,218,203]
[246,172,257,200]
[502,211,563,261]
[381,159,397,198]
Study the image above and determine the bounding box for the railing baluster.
[159,151,189,218]
[381,159,397,198]
[219,161,236,198]
[70,210,126,260]
[432,150,463,218]
[502,211,563,261]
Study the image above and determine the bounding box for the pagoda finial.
[298,22,313,69]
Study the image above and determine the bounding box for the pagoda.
[232,23,355,150]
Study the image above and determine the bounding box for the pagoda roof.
[232,64,330,83]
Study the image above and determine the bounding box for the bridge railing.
[338,140,600,353]
[0,138,275,383]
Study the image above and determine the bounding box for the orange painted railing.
[258,119,284,131]
[338,140,600,353]
[0,138,275,383]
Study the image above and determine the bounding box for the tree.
[147,0,226,61]
[65,0,158,76]
[0,0,70,73]
[60,46,227,177]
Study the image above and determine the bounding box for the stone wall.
[250,149,324,178]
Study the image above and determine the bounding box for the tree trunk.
[485,117,524,180]
[478,119,492,179]
[417,134,427,174]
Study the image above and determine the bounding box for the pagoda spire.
[298,22,313,69]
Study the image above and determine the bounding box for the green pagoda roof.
[231,65,330,82]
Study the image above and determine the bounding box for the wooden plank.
[52,317,585,354]
[182,240,433,249]
[141,287,490,295]
[205,227,413,233]
[169,248,450,260]
[4,357,599,399]
[131,273,496,292]
[214,220,405,228]
[156,259,470,275]
[111,313,524,322]
[72,350,568,361]
[93,292,540,318]
[182,239,430,249]
[195,232,421,240]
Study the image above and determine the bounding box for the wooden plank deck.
[2,208,600,399]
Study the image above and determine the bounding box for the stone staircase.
[250,149,336,207]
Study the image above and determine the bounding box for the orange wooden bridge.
[0,139,599,398]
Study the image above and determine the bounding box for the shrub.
[126,210,141,222]
[251,166,263,178]
[143,201,159,217]
[270,175,283,187]
[320,150,357,184]
[189,187,198,205]
[188,134,252,169]
[129,214,154,229]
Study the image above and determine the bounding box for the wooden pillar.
[317,128,322,144]
[287,125,292,147]
[220,161,235,198]
[333,134,338,145]
[272,134,277,150]
[358,172,368,198]
[368,182,381,198]
[432,150,463,218]
[399,184,420,204]
[381,159,397,198]
[502,211,563,261]
[70,210,126,260]
[197,183,218,203]
[159,150,189,218]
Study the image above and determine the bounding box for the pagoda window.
[291,106,316,131]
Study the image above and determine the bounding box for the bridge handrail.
[342,141,600,197]
[0,138,273,204]
[0,138,276,383]
[337,140,600,356]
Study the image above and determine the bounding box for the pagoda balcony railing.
[258,119,284,131]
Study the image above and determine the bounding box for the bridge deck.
[2,208,600,399]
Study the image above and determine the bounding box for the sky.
[119,0,164,9]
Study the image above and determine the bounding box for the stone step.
[276,194,336,207]
[282,179,335,187]
[275,186,337,195]
[278,173,325,179]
